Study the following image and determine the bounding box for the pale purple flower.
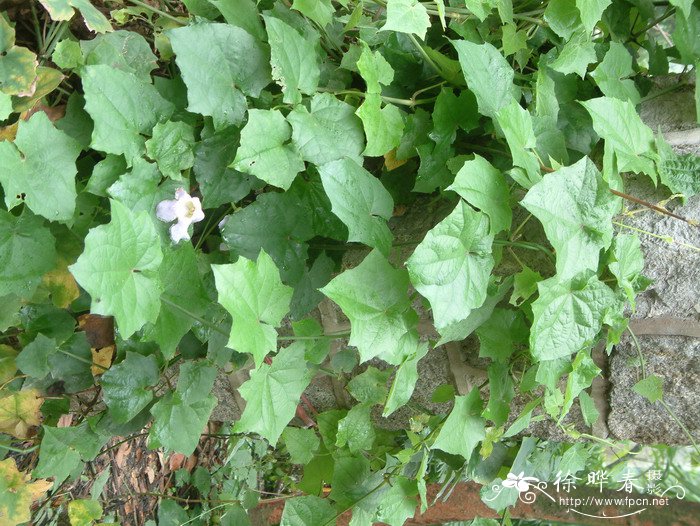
[156,188,205,243]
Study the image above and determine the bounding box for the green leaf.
[234,342,314,445]
[657,136,700,198]
[336,403,375,453]
[221,191,313,284]
[382,0,431,39]
[607,234,646,306]
[0,91,11,120]
[16,334,56,379]
[452,40,518,118]
[263,15,320,104]
[52,39,83,70]
[357,41,394,95]
[672,7,700,65]
[529,272,616,361]
[330,453,386,513]
[0,345,16,385]
[292,0,334,27]
[39,0,112,33]
[550,31,596,78]
[383,342,428,416]
[579,96,656,177]
[101,352,160,423]
[48,333,94,393]
[81,65,174,163]
[560,349,600,421]
[145,120,195,180]
[633,374,664,403]
[0,112,81,221]
[68,499,103,526]
[69,200,163,339]
[168,22,271,128]
[318,158,394,255]
[281,427,320,464]
[35,423,106,485]
[288,93,365,166]
[432,388,486,460]
[521,156,618,279]
[406,201,494,334]
[356,94,405,157]
[81,30,157,82]
[590,42,640,104]
[347,366,389,405]
[281,495,336,526]
[463,0,497,20]
[476,308,527,362]
[376,476,418,526]
[212,249,293,366]
[194,125,255,208]
[321,250,420,365]
[576,0,611,33]
[107,157,179,216]
[483,361,514,426]
[0,209,56,299]
[207,0,266,40]
[149,361,217,455]
[290,253,335,320]
[544,0,581,40]
[145,244,210,358]
[496,100,541,186]
[510,265,542,306]
[232,109,304,190]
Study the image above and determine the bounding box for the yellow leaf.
[383,148,407,171]
[0,122,18,142]
[0,457,52,526]
[68,499,103,526]
[90,345,114,376]
[42,262,80,309]
[0,389,43,439]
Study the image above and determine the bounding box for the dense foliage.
[0,0,699,524]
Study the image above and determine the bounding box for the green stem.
[407,33,445,79]
[123,0,188,25]
[0,442,38,453]
[317,87,436,107]
[631,7,675,38]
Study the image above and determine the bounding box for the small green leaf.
[580,96,656,177]
[35,424,106,485]
[347,366,389,405]
[149,361,217,455]
[336,403,375,453]
[69,200,163,339]
[263,15,320,104]
[145,120,195,180]
[496,100,541,186]
[232,109,304,190]
[521,156,618,279]
[633,374,664,403]
[234,342,314,445]
[590,42,640,104]
[544,0,581,39]
[281,427,320,464]
[40,0,112,33]
[432,388,486,460]
[382,0,431,39]
[551,31,596,78]
[452,40,518,118]
[560,349,600,421]
[318,158,394,255]
[0,112,81,221]
[101,352,160,423]
[356,94,405,157]
[608,234,646,306]
[0,209,56,299]
[576,0,611,33]
[212,250,293,366]
[476,308,527,362]
[16,334,56,380]
[321,250,419,365]
[81,30,157,81]
[376,476,418,526]
[530,272,616,361]
[281,495,336,526]
[168,22,270,128]
[383,342,428,416]
[406,201,494,334]
[292,0,334,26]
[288,93,365,165]
[81,65,174,163]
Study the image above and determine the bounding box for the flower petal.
[170,220,191,243]
[156,200,178,222]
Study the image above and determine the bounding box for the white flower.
[156,188,205,243]
[502,472,539,493]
